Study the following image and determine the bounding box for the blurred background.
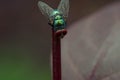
[0,0,120,80]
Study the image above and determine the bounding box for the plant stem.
[52,29,61,80]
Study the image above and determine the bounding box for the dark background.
[0,0,119,80]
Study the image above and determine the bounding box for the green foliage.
[0,47,51,80]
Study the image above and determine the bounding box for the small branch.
[52,29,61,80]
[52,29,67,80]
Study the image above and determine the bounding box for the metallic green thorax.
[51,10,66,31]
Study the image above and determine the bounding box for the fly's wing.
[57,0,69,18]
[38,1,54,20]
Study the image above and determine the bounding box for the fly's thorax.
[49,10,66,31]
[48,10,61,26]
[49,15,66,26]
[54,14,65,25]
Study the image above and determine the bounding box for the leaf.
[61,2,120,80]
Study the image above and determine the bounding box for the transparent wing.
[57,0,69,18]
[38,1,54,19]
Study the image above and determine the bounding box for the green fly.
[38,0,69,32]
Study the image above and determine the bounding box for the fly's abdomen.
[55,19,64,26]
[54,19,66,31]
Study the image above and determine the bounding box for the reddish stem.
[52,29,61,80]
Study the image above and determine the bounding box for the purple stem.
[52,29,61,80]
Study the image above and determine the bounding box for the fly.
[38,0,69,38]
